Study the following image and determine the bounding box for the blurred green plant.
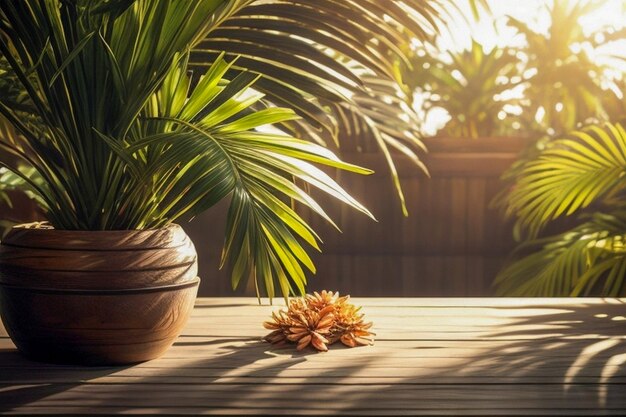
[495,122,626,296]
[507,0,625,137]
[0,166,43,237]
[400,0,624,141]
[403,40,522,138]
[0,46,45,231]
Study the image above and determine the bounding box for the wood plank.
[0,298,624,415]
[2,368,622,384]
[6,404,624,416]
[2,338,619,358]
[189,297,626,307]
[1,383,624,415]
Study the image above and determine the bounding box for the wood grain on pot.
[0,223,197,289]
[0,223,200,365]
[0,279,199,364]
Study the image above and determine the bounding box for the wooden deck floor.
[1,297,625,415]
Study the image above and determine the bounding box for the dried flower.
[263,291,374,352]
[306,289,342,310]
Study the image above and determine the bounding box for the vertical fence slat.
[185,137,529,296]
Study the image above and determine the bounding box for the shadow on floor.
[1,300,625,413]
[0,349,129,413]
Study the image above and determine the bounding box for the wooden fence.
[186,136,530,297]
[0,137,529,297]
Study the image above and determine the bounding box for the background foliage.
[400,0,625,140]
[496,123,626,296]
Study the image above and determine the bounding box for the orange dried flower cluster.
[263,291,374,351]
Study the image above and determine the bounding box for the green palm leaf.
[131,56,374,297]
[495,210,626,296]
[190,0,489,212]
[504,123,626,238]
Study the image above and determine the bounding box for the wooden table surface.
[1,297,625,415]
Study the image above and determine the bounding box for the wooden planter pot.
[0,223,199,365]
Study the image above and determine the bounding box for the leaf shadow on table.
[0,348,130,413]
[84,302,626,413]
[354,301,625,413]
[104,337,380,414]
[2,301,625,414]
[464,301,626,409]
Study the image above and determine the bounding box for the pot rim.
[10,221,181,234]
[1,222,193,251]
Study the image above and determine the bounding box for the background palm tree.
[400,39,522,138]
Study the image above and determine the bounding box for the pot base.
[0,279,199,365]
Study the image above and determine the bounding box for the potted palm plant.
[0,0,375,364]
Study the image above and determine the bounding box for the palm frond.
[116,55,374,297]
[495,210,626,296]
[190,0,489,212]
[503,123,626,238]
